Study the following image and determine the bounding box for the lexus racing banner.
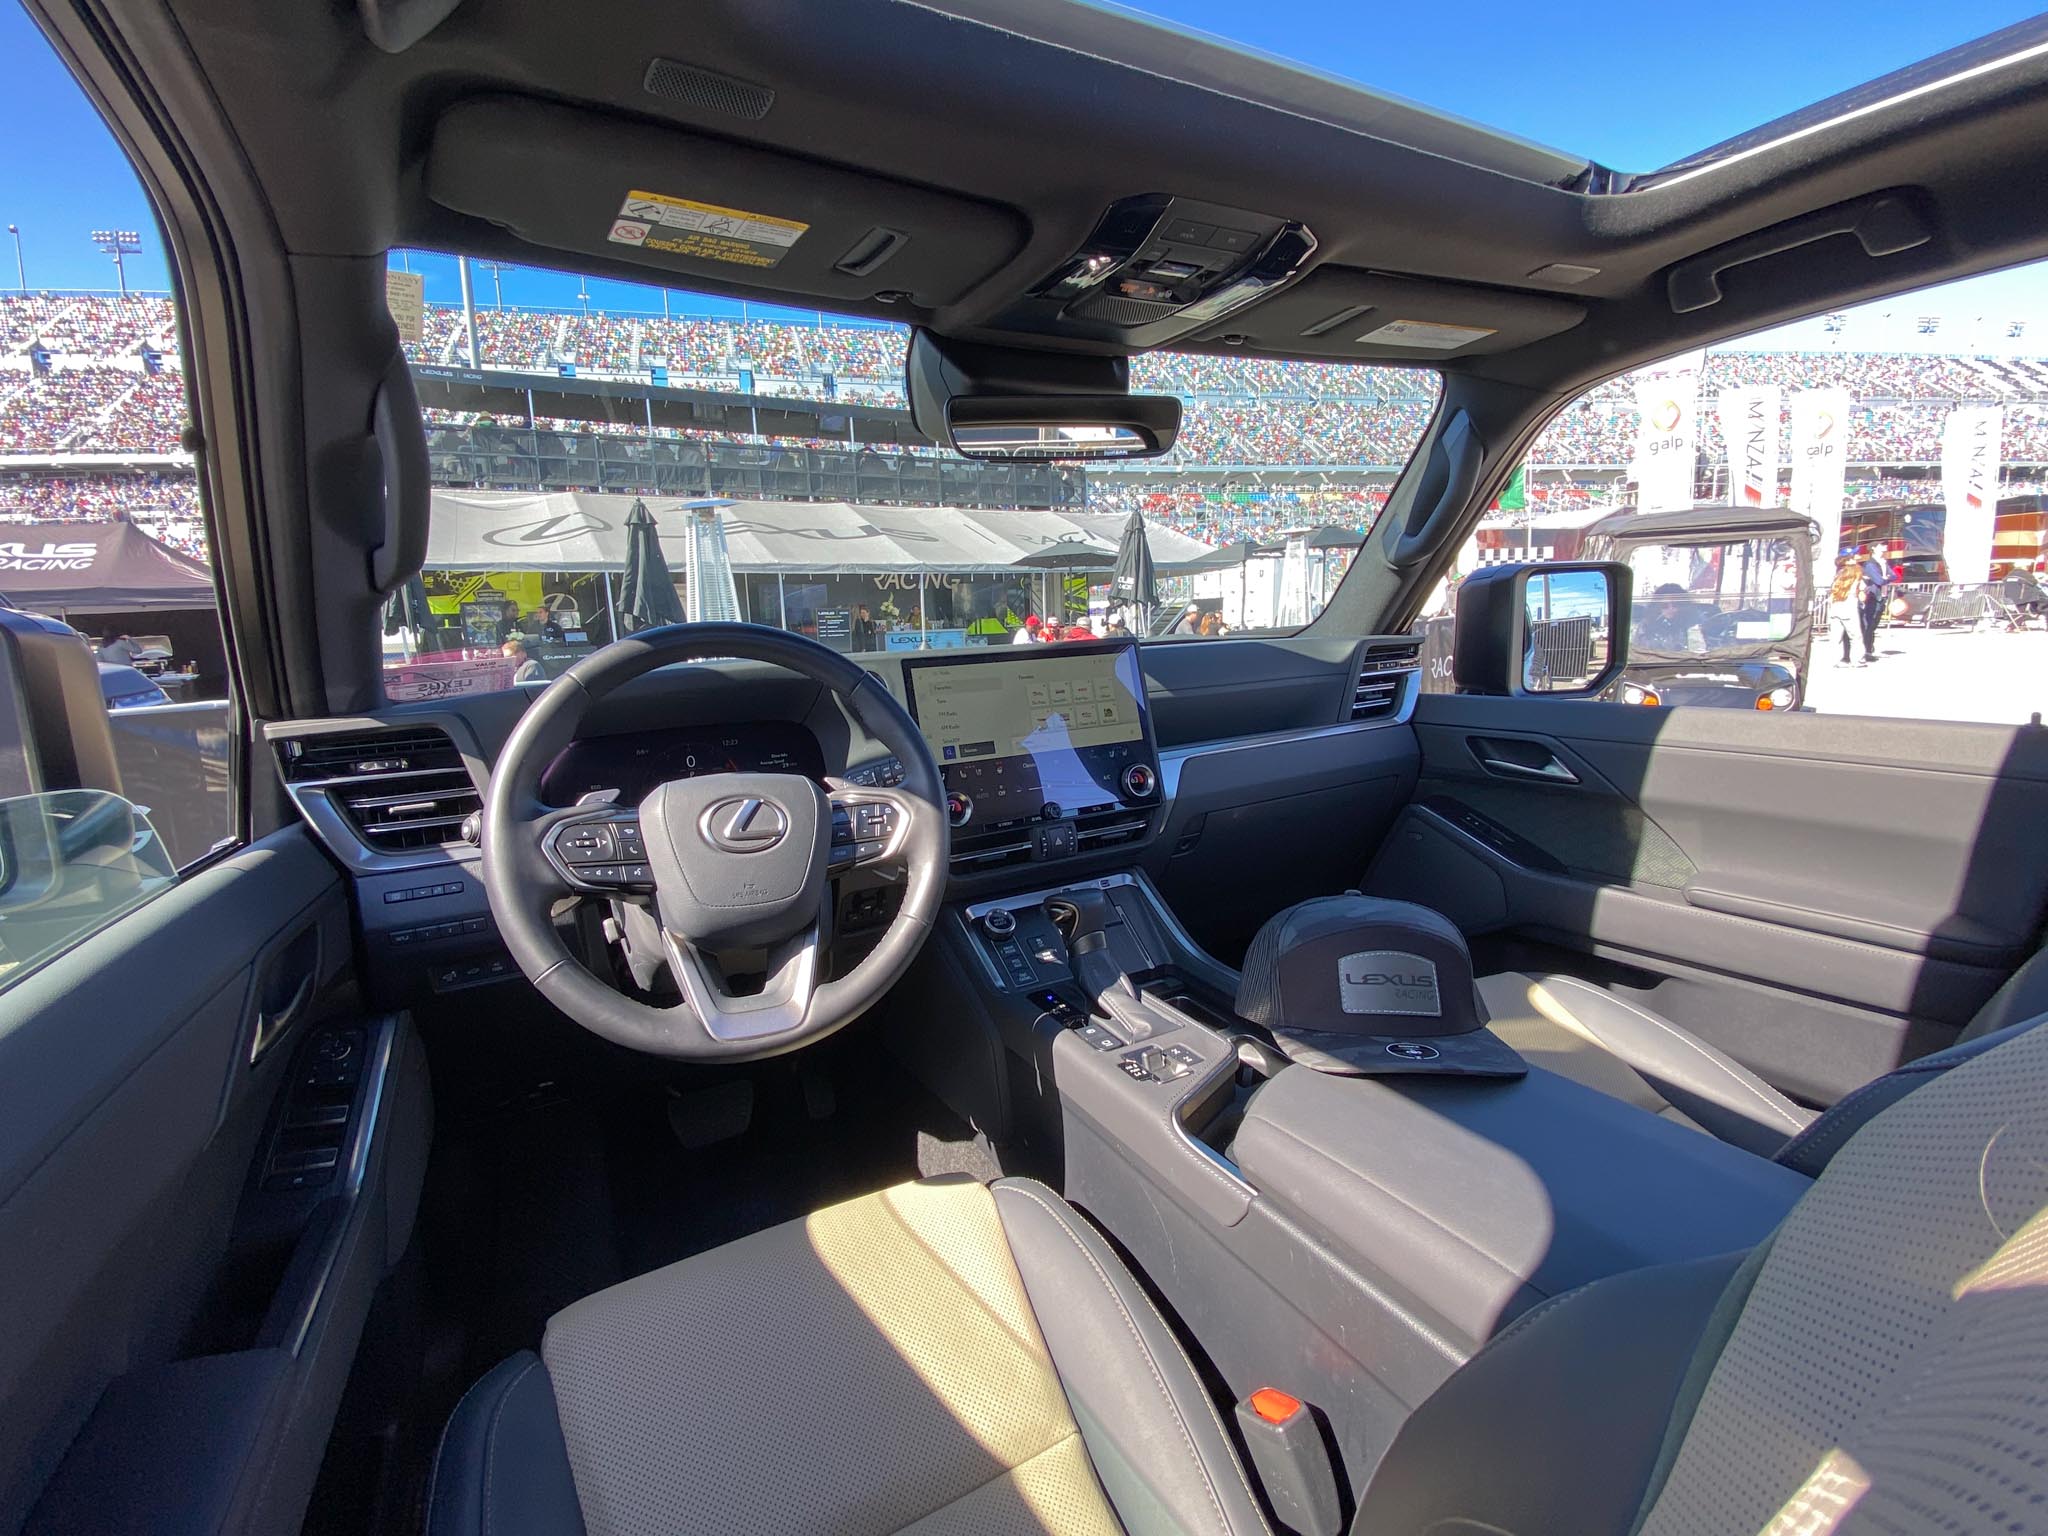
[1940,405,2004,586]
[1631,371,1698,513]
[1717,385,1781,508]
[1789,387,1851,574]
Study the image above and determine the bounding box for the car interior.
[6,1,2048,1533]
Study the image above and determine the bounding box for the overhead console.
[900,641,1161,874]
[990,193,1318,348]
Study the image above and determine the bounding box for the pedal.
[664,1080,754,1149]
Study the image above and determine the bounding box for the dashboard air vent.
[1351,642,1422,720]
[278,728,480,854]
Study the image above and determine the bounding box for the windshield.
[1626,538,1806,655]
[386,252,1439,700]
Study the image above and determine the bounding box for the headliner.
[59,0,2048,399]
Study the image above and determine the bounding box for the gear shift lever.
[1044,889,1153,1036]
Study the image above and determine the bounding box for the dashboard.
[540,720,827,806]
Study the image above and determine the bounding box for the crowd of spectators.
[15,296,2048,561]
[1,295,178,356]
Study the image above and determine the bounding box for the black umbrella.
[617,498,686,632]
[1014,534,1114,570]
[1107,509,1157,631]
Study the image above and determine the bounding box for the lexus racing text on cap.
[1235,894,1525,1079]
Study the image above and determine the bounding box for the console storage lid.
[1230,1062,1810,1346]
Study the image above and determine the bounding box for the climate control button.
[1122,763,1157,799]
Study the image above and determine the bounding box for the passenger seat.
[1476,949,2048,1158]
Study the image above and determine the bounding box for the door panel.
[0,827,346,1526]
[1369,696,2048,1102]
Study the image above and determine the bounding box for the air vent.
[279,728,480,854]
[1351,642,1422,720]
[950,807,1156,871]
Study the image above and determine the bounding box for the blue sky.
[4,0,2045,343]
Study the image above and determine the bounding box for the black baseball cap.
[1236,895,1525,1078]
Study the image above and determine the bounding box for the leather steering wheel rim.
[481,622,948,1061]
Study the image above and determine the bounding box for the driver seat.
[431,1014,2048,1536]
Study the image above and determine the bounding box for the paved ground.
[1803,621,2048,725]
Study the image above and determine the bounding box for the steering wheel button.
[854,838,885,862]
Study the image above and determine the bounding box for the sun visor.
[1193,267,1586,361]
[425,96,1026,309]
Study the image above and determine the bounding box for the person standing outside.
[1011,615,1043,644]
[1828,558,1868,668]
[97,629,140,666]
[1856,544,1887,663]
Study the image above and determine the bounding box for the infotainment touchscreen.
[901,643,1155,828]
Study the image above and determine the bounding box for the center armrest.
[1230,1062,1810,1345]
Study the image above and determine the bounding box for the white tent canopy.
[422,491,1215,574]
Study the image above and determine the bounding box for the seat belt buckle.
[1233,1388,1343,1536]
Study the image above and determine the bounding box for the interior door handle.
[1478,755,1579,784]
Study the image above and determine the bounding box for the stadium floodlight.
[477,259,510,308]
[6,225,21,292]
[1916,315,1940,334]
[2009,321,2027,339]
[91,228,143,295]
[1823,313,1847,334]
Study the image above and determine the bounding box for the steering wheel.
[481,623,948,1061]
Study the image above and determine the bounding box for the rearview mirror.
[945,396,1179,461]
[906,329,1181,461]
[1452,562,1632,697]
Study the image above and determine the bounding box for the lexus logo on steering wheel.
[701,796,790,853]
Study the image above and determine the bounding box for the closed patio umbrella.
[1107,508,1157,632]
[617,498,686,631]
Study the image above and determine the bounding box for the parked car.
[97,662,172,711]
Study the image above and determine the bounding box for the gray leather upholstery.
[991,1180,1273,1536]
[430,1177,1265,1536]
[1355,1251,1748,1536]
[1477,971,1815,1156]
[427,1353,586,1536]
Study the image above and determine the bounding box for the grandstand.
[9,292,2048,560]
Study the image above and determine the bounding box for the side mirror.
[0,606,122,794]
[906,330,1181,461]
[1452,562,1632,697]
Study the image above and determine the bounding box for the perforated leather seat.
[432,1015,2048,1536]
[1477,948,2048,1157]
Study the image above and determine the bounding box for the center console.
[900,861,1815,1515]
[901,641,1161,873]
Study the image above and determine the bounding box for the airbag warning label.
[608,190,808,269]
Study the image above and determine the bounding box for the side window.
[0,10,238,987]
[1427,264,2048,725]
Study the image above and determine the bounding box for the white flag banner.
[1717,386,1781,508]
[1631,372,1698,513]
[1789,387,1851,575]
[1940,406,2003,586]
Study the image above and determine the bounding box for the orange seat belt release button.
[1234,1389,1341,1535]
[1249,1387,1302,1424]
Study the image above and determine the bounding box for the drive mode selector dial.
[946,790,973,828]
[1122,763,1157,799]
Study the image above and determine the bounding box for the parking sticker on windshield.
[609,190,809,269]
[1355,318,1497,350]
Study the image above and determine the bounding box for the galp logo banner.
[1631,370,1698,513]
[1717,386,1781,507]
[1941,405,2004,586]
[1789,387,1851,575]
